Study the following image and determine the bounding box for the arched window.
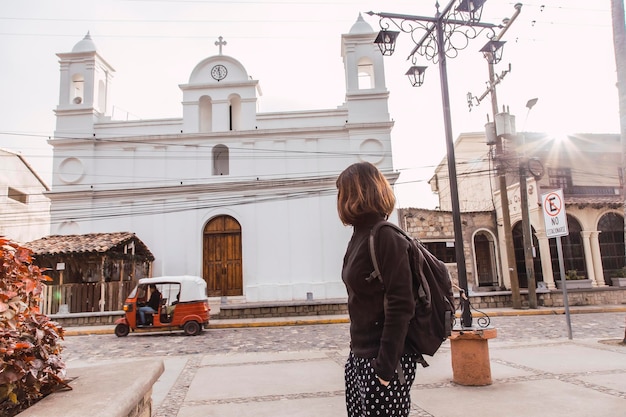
[598,212,625,275]
[549,214,585,280]
[473,231,498,287]
[199,96,213,132]
[229,94,241,131]
[71,73,84,104]
[357,57,374,89]
[213,144,229,175]
[512,222,543,287]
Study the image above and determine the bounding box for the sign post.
[541,189,572,339]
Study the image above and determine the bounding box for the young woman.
[336,161,418,417]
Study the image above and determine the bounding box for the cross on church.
[215,36,227,55]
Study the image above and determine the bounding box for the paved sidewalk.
[147,337,626,417]
[62,306,626,417]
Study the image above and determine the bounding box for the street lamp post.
[367,0,516,328]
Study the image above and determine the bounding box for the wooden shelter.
[25,232,154,313]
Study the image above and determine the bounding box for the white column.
[590,231,607,286]
[581,231,598,287]
[536,231,556,289]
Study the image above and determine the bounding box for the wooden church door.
[203,216,243,297]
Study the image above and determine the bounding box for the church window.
[71,73,84,104]
[213,144,229,175]
[199,96,213,132]
[357,58,374,89]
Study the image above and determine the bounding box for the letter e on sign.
[541,189,569,238]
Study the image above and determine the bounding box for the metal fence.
[40,281,136,315]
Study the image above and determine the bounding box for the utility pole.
[518,98,540,309]
[477,3,524,308]
[519,156,537,308]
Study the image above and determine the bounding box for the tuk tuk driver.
[138,284,161,325]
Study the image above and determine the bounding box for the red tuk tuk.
[114,276,210,337]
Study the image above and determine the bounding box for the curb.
[63,306,626,337]
[469,305,626,317]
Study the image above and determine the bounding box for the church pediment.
[186,55,251,87]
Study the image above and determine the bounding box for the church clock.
[211,64,228,81]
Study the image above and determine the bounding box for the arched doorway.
[549,214,585,280]
[203,215,243,297]
[474,232,498,287]
[512,222,543,288]
[598,212,625,278]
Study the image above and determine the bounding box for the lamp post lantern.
[367,0,519,328]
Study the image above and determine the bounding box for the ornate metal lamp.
[373,30,400,56]
[405,66,427,87]
[480,40,506,64]
[456,0,487,23]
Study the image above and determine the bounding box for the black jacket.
[341,214,416,380]
[147,289,161,310]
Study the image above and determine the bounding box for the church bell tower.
[55,32,115,137]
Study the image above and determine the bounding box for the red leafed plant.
[0,237,67,417]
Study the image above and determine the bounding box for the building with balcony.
[402,132,624,294]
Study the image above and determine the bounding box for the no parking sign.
[542,189,569,238]
[541,188,573,339]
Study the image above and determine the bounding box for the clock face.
[211,64,228,81]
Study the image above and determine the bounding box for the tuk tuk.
[114,276,210,337]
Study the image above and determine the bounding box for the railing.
[40,281,136,315]
[562,186,621,196]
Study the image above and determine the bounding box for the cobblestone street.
[60,312,625,361]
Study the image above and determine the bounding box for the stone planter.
[610,277,626,287]
[449,327,497,386]
[555,279,593,290]
[17,359,163,417]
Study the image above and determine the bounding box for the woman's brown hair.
[336,161,396,225]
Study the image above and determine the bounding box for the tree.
[0,238,67,417]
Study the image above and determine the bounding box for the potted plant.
[555,269,593,289]
[609,267,626,287]
[0,238,67,416]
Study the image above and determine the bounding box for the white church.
[48,15,398,302]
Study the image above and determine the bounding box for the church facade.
[47,16,397,302]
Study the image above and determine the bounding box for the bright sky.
[0,0,620,208]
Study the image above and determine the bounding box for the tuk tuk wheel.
[115,323,130,337]
[183,320,201,336]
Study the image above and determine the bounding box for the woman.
[336,161,418,417]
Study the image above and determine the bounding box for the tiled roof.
[25,232,154,259]
[565,196,623,207]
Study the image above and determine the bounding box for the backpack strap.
[367,221,399,283]
[368,221,431,305]
[366,223,383,283]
